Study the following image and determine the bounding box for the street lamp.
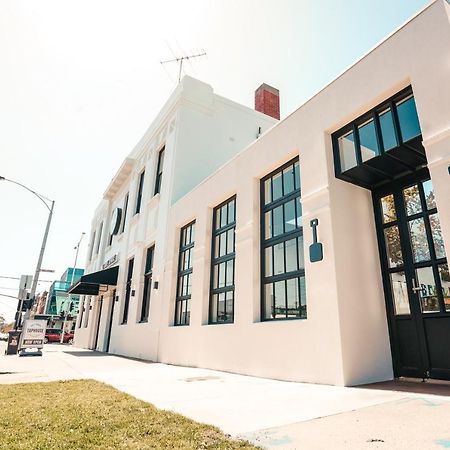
[60,232,85,343]
[0,176,55,328]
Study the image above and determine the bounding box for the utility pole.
[60,232,85,343]
[160,52,206,83]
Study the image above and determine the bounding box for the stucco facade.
[74,1,450,386]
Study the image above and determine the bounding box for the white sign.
[20,319,46,349]
[19,275,33,290]
[102,253,119,270]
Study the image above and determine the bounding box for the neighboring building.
[73,0,450,386]
[33,291,48,315]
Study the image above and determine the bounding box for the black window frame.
[135,170,145,215]
[260,157,306,321]
[140,245,155,323]
[121,257,134,324]
[121,192,129,233]
[154,147,165,196]
[174,221,195,326]
[209,196,236,324]
[95,222,103,255]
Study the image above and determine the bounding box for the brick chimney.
[255,83,280,120]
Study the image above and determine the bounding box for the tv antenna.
[160,52,206,83]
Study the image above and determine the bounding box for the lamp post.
[0,176,55,329]
[60,232,85,343]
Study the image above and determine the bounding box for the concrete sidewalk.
[2,344,450,449]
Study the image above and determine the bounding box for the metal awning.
[68,266,119,295]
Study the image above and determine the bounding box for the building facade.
[74,0,450,386]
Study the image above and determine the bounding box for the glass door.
[374,170,450,380]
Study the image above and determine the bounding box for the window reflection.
[403,185,422,216]
[358,119,379,161]
[416,267,440,313]
[381,194,397,223]
[438,264,450,312]
[338,131,357,171]
[396,96,421,143]
[384,225,403,268]
[379,108,397,151]
[429,213,446,259]
[422,180,436,210]
[390,272,410,315]
[409,218,430,262]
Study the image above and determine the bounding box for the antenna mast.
[160,52,206,83]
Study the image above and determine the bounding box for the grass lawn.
[0,380,258,449]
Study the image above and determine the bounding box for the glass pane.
[390,271,410,315]
[358,119,379,161]
[264,179,272,205]
[214,235,220,258]
[416,267,440,313]
[297,236,305,269]
[213,264,219,289]
[273,205,284,237]
[299,276,307,318]
[264,246,273,277]
[296,198,303,228]
[218,262,226,288]
[184,299,190,325]
[225,291,234,322]
[272,172,283,201]
[409,218,430,262]
[215,209,221,230]
[210,294,218,322]
[264,284,274,319]
[403,185,422,216]
[379,108,397,151]
[219,232,227,257]
[273,242,285,276]
[218,293,226,322]
[396,96,421,142]
[220,205,228,228]
[265,211,272,239]
[228,199,235,223]
[422,180,436,210]
[430,213,446,259]
[381,194,397,223]
[338,131,357,171]
[186,274,192,296]
[286,278,300,318]
[294,162,300,190]
[285,238,298,273]
[190,224,195,244]
[438,264,450,312]
[283,165,295,196]
[226,229,235,254]
[384,225,403,268]
[274,280,286,318]
[226,259,234,286]
[284,200,296,233]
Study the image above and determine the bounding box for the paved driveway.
[1,343,450,449]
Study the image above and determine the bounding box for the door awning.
[68,266,119,295]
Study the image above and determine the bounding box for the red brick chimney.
[255,83,280,120]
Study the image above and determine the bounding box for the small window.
[261,158,306,320]
[121,193,129,233]
[140,246,155,322]
[122,258,134,324]
[209,197,236,324]
[135,171,145,215]
[175,222,195,326]
[95,223,103,255]
[154,147,165,195]
[396,95,421,143]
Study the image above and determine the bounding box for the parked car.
[44,329,74,344]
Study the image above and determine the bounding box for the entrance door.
[105,290,116,353]
[93,296,103,350]
[374,170,450,380]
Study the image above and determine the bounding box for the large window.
[154,147,165,195]
[175,222,195,326]
[95,223,103,255]
[140,246,154,322]
[122,258,134,324]
[121,192,129,233]
[209,197,236,324]
[135,171,145,215]
[261,158,306,320]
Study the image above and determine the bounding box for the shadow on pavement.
[63,351,110,357]
[358,378,450,397]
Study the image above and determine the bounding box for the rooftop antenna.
[160,51,206,83]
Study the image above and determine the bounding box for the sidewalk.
[2,343,450,449]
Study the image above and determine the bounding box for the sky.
[0,0,430,321]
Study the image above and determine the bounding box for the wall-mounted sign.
[102,253,119,270]
[309,219,323,263]
[109,207,122,236]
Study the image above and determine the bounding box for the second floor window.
[121,192,129,233]
[209,197,236,324]
[135,171,145,215]
[175,222,195,326]
[154,147,165,195]
[95,223,103,255]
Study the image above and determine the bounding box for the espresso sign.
[21,320,46,349]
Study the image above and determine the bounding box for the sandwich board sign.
[19,319,46,356]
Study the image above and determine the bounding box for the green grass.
[0,380,258,450]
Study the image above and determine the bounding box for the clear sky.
[0,0,430,321]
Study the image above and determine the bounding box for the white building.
[73,0,450,386]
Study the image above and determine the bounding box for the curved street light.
[0,175,55,328]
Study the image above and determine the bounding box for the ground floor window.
[175,222,195,326]
[121,258,134,324]
[261,158,307,320]
[140,246,154,322]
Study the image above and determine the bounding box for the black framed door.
[373,169,450,380]
[105,290,116,353]
[93,296,103,350]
